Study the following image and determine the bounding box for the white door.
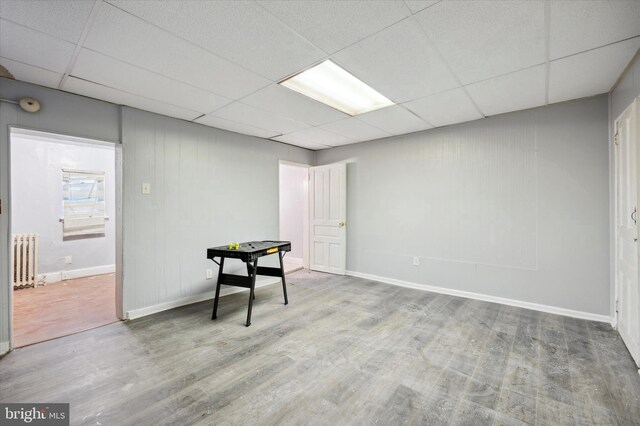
[309,163,346,274]
[615,98,640,367]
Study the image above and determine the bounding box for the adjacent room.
[0,1,639,425]
[9,128,117,348]
[279,161,309,273]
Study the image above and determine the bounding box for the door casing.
[4,126,124,352]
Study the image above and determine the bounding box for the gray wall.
[316,95,610,316]
[0,77,120,350]
[279,164,307,259]
[121,107,313,315]
[609,51,640,318]
[611,52,640,121]
[10,133,115,275]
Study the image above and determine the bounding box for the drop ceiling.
[1,0,639,151]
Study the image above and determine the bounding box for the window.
[62,170,106,237]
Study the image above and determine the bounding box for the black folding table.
[206,240,290,326]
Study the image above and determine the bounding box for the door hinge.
[615,299,620,313]
[614,131,619,146]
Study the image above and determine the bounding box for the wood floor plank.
[1,270,639,425]
[12,273,118,347]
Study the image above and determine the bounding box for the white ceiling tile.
[0,57,62,88]
[0,0,93,43]
[403,1,439,14]
[356,105,432,135]
[241,84,348,126]
[85,4,270,99]
[549,38,640,104]
[332,18,458,103]
[108,0,325,81]
[72,48,230,114]
[272,135,330,150]
[319,117,391,142]
[257,1,411,54]
[465,65,546,117]
[275,127,354,147]
[211,102,310,135]
[194,114,280,139]
[0,19,75,73]
[63,77,202,121]
[404,88,483,128]
[415,1,545,85]
[550,1,640,60]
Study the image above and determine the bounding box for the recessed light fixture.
[279,60,394,116]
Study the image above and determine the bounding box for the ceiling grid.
[58,0,103,89]
[0,0,638,150]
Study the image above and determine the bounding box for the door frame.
[612,97,639,344]
[278,160,311,270]
[4,126,124,352]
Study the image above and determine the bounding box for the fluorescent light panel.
[279,60,394,116]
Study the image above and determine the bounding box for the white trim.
[278,159,311,168]
[59,216,110,222]
[346,270,613,324]
[0,340,9,355]
[609,92,618,329]
[10,126,118,147]
[125,277,281,320]
[37,264,115,284]
[6,125,125,350]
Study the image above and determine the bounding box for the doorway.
[614,98,640,368]
[279,161,309,273]
[9,128,119,348]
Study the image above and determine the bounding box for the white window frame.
[62,169,106,237]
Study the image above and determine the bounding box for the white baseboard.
[126,277,281,320]
[0,340,10,355]
[346,270,612,324]
[38,264,115,284]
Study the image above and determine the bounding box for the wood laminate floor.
[1,270,639,425]
[12,273,118,348]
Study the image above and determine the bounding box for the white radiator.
[12,233,39,289]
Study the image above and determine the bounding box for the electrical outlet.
[142,182,151,194]
[413,256,420,266]
[206,269,213,280]
[64,256,72,264]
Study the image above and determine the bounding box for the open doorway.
[279,161,309,274]
[10,128,118,348]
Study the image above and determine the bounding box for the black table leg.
[246,262,255,300]
[246,259,258,327]
[279,251,289,305]
[211,257,224,320]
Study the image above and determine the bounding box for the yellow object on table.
[228,242,240,250]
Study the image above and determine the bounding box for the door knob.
[339,222,346,227]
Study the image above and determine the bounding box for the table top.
[207,240,291,262]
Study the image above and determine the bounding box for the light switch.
[142,183,151,194]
